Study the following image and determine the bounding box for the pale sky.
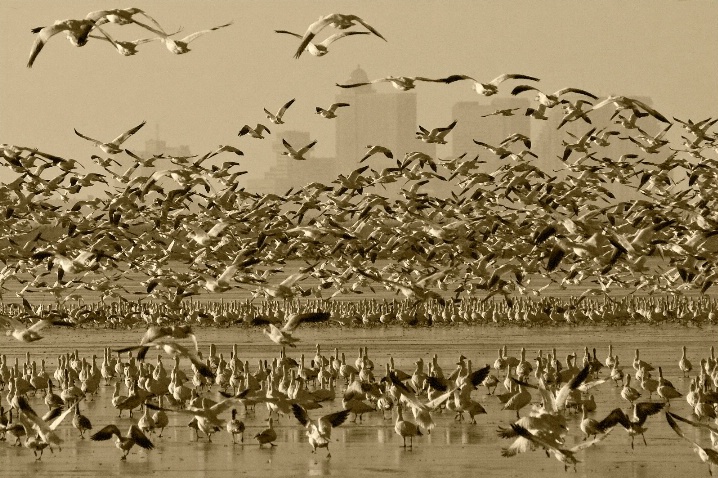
[1,1,716,180]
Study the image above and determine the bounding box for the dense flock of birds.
[4,5,718,472]
[3,336,718,475]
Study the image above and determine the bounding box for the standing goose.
[621,375,641,406]
[394,403,422,448]
[254,417,277,447]
[679,346,693,377]
[227,408,245,444]
[72,403,92,438]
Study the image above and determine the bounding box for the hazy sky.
[1,1,716,179]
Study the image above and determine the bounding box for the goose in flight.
[238,124,271,139]
[337,75,444,91]
[508,423,612,472]
[116,340,215,380]
[592,95,671,124]
[281,138,318,161]
[291,403,351,457]
[0,313,72,342]
[436,73,540,96]
[87,34,158,56]
[27,18,101,68]
[74,121,146,154]
[416,120,457,144]
[596,401,664,449]
[261,311,332,347]
[276,30,369,57]
[359,145,393,163]
[264,98,295,124]
[90,424,153,460]
[482,108,520,117]
[153,22,233,54]
[315,103,350,119]
[85,8,164,29]
[511,85,598,108]
[665,412,718,476]
[293,13,386,58]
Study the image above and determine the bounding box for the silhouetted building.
[452,97,531,169]
[259,131,335,194]
[335,66,435,176]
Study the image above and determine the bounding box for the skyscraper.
[451,97,531,171]
[335,66,435,175]
[258,130,335,194]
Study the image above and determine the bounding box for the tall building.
[259,131,335,194]
[452,97,531,170]
[335,66,435,176]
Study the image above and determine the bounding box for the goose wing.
[27,22,70,68]
[180,22,233,45]
[633,401,664,426]
[282,311,331,332]
[466,364,491,389]
[596,407,630,432]
[665,412,700,448]
[74,129,103,146]
[297,140,318,155]
[667,411,718,434]
[277,98,296,116]
[555,364,590,410]
[291,403,311,427]
[318,408,351,434]
[90,424,122,441]
[294,15,334,58]
[320,31,370,46]
[490,73,540,85]
[110,121,146,146]
[275,30,302,39]
[129,424,154,449]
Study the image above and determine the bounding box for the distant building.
[452,97,531,170]
[335,66,435,176]
[259,131,335,194]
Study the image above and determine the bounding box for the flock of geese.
[6,5,718,473]
[1,335,718,475]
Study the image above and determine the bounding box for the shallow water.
[1,325,716,477]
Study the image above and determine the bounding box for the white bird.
[27,18,99,67]
[238,124,271,139]
[359,145,393,163]
[315,103,350,119]
[666,412,718,476]
[416,120,457,144]
[436,73,540,96]
[509,423,612,472]
[0,314,71,342]
[264,98,295,124]
[153,22,233,54]
[276,30,369,56]
[281,138,318,161]
[293,13,386,58]
[337,75,444,91]
[511,85,598,108]
[291,403,351,456]
[74,121,146,154]
[262,312,331,347]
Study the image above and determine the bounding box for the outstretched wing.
[555,364,591,410]
[129,424,154,450]
[181,22,233,45]
[466,365,491,389]
[292,403,311,427]
[110,121,146,146]
[634,401,664,426]
[596,408,630,432]
[90,424,122,441]
[278,98,296,116]
[275,29,302,39]
[282,311,331,332]
[74,129,103,146]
